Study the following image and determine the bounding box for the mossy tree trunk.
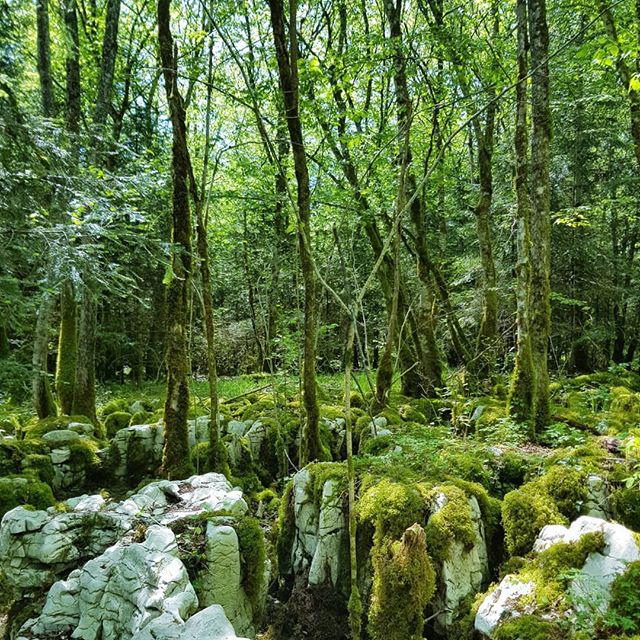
[344,311,362,638]
[0,325,9,358]
[72,283,97,423]
[195,38,221,473]
[385,0,443,398]
[527,0,552,431]
[56,3,80,415]
[32,293,56,419]
[32,0,56,420]
[158,0,194,480]
[268,0,321,463]
[374,232,401,411]
[508,0,535,432]
[56,280,76,415]
[36,0,55,118]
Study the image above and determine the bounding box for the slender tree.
[32,0,56,419]
[508,0,535,430]
[268,0,322,463]
[158,0,194,479]
[528,0,552,430]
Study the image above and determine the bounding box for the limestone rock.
[429,493,490,633]
[475,516,640,637]
[289,469,348,594]
[42,429,81,445]
[198,523,254,638]
[19,525,198,640]
[131,604,248,640]
[308,479,346,589]
[475,575,536,637]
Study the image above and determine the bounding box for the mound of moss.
[0,475,55,518]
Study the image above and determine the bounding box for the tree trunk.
[474,101,499,374]
[527,0,552,431]
[385,0,443,397]
[56,280,77,415]
[36,0,55,117]
[72,284,97,423]
[56,0,81,415]
[94,0,121,133]
[63,0,81,134]
[196,38,221,473]
[268,0,321,463]
[33,294,56,419]
[508,0,535,432]
[158,0,194,479]
[0,325,9,358]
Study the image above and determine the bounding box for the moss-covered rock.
[0,475,55,517]
[539,466,588,521]
[368,523,435,640]
[502,485,567,556]
[129,410,154,427]
[104,411,132,438]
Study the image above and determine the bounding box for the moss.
[502,485,567,556]
[0,475,55,517]
[235,516,266,613]
[349,391,366,409]
[448,478,502,539]
[493,615,564,640]
[67,439,102,486]
[240,394,276,421]
[497,450,537,493]
[104,411,132,438]
[358,478,428,541]
[536,531,605,582]
[99,398,131,418]
[397,404,427,424]
[611,487,640,531]
[425,484,476,564]
[21,453,54,485]
[368,523,436,640]
[407,398,438,421]
[362,435,394,456]
[190,441,230,477]
[26,414,94,439]
[129,410,154,426]
[610,386,640,416]
[539,465,588,520]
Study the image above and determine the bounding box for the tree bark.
[268,0,322,463]
[385,0,443,397]
[63,0,81,134]
[56,280,77,415]
[33,294,56,419]
[94,0,121,132]
[72,285,97,422]
[158,0,194,479]
[508,0,535,432]
[527,0,552,431]
[36,0,55,118]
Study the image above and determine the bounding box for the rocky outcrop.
[475,516,640,637]
[429,492,490,633]
[288,468,348,594]
[18,525,198,640]
[1,473,262,640]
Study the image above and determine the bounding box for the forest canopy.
[1,0,640,448]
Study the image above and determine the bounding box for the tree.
[157,0,194,479]
[268,0,322,463]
